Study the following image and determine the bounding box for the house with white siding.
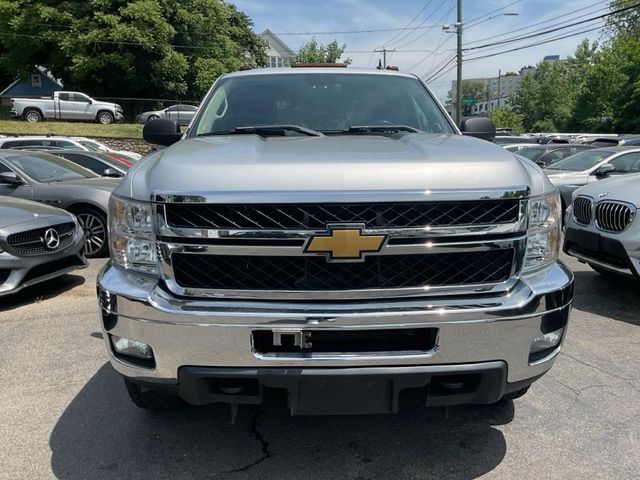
[259,29,295,68]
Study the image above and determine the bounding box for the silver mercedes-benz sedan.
[0,196,86,297]
[0,151,119,257]
[564,173,640,279]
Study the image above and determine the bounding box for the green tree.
[513,60,574,131]
[489,106,523,133]
[295,38,351,64]
[532,119,557,133]
[0,0,266,100]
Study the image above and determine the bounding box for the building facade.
[259,29,295,68]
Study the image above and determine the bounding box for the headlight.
[109,196,158,275]
[523,191,561,273]
[116,105,123,113]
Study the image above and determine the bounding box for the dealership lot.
[0,254,638,480]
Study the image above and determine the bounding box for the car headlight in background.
[523,191,561,273]
[109,196,158,275]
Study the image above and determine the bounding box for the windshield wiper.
[200,125,324,137]
[341,125,421,134]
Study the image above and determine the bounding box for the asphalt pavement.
[0,254,638,479]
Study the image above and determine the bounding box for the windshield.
[547,150,613,171]
[192,73,453,135]
[8,153,98,182]
[516,147,545,160]
[78,140,109,153]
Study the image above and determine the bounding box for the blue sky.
[230,0,607,100]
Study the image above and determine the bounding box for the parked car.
[0,151,119,257]
[544,147,640,209]
[511,144,595,168]
[51,150,132,177]
[69,137,143,161]
[619,136,640,146]
[0,196,86,297]
[98,67,573,414]
[504,143,543,153]
[137,104,197,126]
[10,91,123,124]
[0,136,140,161]
[564,173,640,280]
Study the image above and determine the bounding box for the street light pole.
[455,0,462,125]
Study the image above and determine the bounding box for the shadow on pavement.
[50,364,512,479]
[0,273,85,313]
[572,270,640,326]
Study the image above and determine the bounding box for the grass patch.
[0,120,143,139]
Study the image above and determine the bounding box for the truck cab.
[97,68,573,416]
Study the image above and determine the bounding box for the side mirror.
[594,164,615,177]
[102,168,123,178]
[460,117,496,141]
[87,99,93,104]
[143,118,182,146]
[0,171,24,186]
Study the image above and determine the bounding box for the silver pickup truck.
[10,91,124,124]
[97,67,573,416]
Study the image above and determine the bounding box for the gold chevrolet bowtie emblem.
[305,226,385,261]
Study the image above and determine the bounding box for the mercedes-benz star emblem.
[43,228,60,250]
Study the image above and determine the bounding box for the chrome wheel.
[25,110,41,123]
[77,212,107,257]
[98,112,114,124]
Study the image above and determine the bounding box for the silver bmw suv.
[564,173,640,279]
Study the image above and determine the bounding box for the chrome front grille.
[156,190,529,300]
[163,200,521,230]
[6,222,75,256]
[573,196,593,225]
[595,201,635,233]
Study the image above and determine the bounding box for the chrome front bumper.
[97,261,573,385]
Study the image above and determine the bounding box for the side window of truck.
[58,93,71,101]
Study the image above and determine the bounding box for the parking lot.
[0,253,637,479]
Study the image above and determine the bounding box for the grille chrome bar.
[595,201,635,233]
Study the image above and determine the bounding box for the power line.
[385,0,449,48]
[379,0,434,47]
[393,0,456,50]
[463,2,625,51]
[467,0,609,45]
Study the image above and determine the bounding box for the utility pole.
[455,0,463,125]
[497,69,502,109]
[374,47,396,69]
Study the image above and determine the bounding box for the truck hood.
[121,134,544,202]
[573,173,640,207]
[94,101,119,110]
[0,196,72,228]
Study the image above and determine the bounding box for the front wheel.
[97,111,115,125]
[146,114,159,123]
[74,207,108,257]
[24,109,42,123]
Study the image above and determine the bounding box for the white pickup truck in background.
[10,91,124,124]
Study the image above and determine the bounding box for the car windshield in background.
[78,140,109,153]
[547,150,613,171]
[193,73,453,136]
[516,147,544,160]
[7,153,98,182]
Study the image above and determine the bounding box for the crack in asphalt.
[218,408,272,475]
[560,351,639,387]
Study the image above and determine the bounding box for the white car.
[70,137,142,161]
[0,136,141,161]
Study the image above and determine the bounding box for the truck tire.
[24,109,42,123]
[97,111,115,125]
[124,379,185,411]
[73,206,109,257]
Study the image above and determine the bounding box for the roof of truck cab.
[221,67,419,79]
